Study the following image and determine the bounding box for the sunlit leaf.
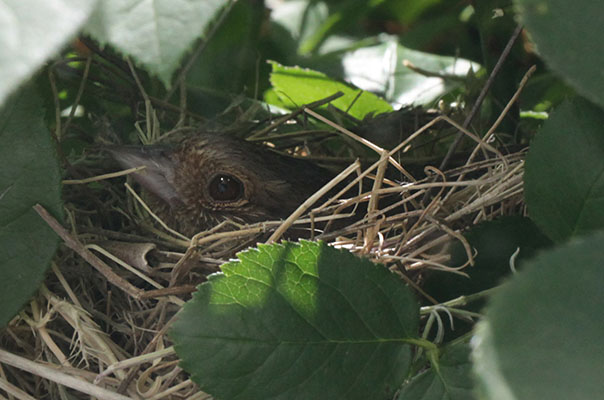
[86,0,224,87]
[341,38,481,106]
[0,0,97,104]
[268,61,392,120]
[172,241,419,400]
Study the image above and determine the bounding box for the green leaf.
[515,0,604,108]
[267,61,392,120]
[472,230,604,400]
[85,0,225,87]
[171,241,419,400]
[386,0,443,25]
[519,72,574,113]
[296,0,386,55]
[269,0,329,54]
[524,98,604,242]
[0,86,63,327]
[186,0,265,95]
[341,38,481,106]
[397,343,476,400]
[0,0,98,105]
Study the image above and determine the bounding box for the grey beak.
[108,146,182,207]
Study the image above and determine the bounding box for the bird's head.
[109,134,332,235]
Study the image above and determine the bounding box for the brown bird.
[109,133,334,236]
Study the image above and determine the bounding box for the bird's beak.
[107,146,182,207]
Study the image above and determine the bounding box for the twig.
[0,349,131,400]
[33,204,144,299]
[467,65,536,163]
[94,347,175,384]
[124,183,191,242]
[402,59,467,81]
[304,108,415,181]
[267,160,361,243]
[439,24,524,170]
[0,376,38,400]
[62,166,147,185]
[61,55,92,136]
[250,92,345,138]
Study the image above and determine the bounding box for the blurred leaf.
[385,0,443,24]
[341,37,481,106]
[269,0,330,54]
[267,61,392,120]
[397,343,476,400]
[473,230,604,400]
[186,0,265,96]
[519,72,574,113]
[85,0,224,87]
[0,87,63,327]
[515,0,604,108]
[171,241,419,400]
[0,0,97,105]
[297,0,386,55]
[423,217,551,303]
[524,98,604,242]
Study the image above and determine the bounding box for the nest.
[0,92,527,398]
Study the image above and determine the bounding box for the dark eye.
[208,174,243,202]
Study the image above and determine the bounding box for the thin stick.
[439,24,524,170]
[62,166,147,185]
[0,349,131,400]
[0,376,38,400]
[363,150,389,253]
[250,92,345,139]
[48,68,62,141]
[94,347,175,384]
[267,160,361,243]
[468,65,537,163]
[62,55,92,136]
[439,115,507,166]
[124,183,190,242]
[402,59,467,81]
[304,108,415,181]
[33,204,144,300]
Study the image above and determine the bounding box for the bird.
[109,133,335,237]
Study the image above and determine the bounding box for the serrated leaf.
[472,230,604,400]
[515,0,604,108]
[397,343,476,400]
[0,0,98,105]
[0,86,63,327]
[341,38,481,106]
[85,0,224,87]
[171,241,419,400]
[267,61,392,120]
[524,98,604,242]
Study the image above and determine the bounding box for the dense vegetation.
[0,1,602,399]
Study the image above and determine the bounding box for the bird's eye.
[208,174,243,202]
